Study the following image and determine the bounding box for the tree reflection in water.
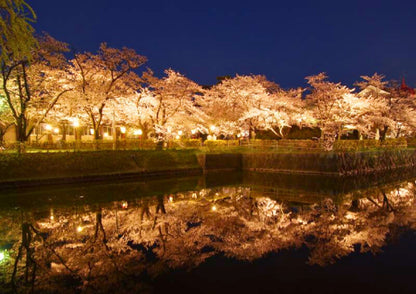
[0,181,415,293]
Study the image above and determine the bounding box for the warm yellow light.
[175,135,180,139]
[73,119,79,127]
[121,201,128,209]
[76,226,83,233]
[237,134,241,138]
[210,125,216,132]
[44,124,52,131]
[120,126,126,134]
[178,130,183,136]
[192,192,197,199]
[212,135,217,140]
[169,196,174,203]
[90,129,95,135]
[211,205,217,211]
[50,215,54,221]
[207,135,212,140]
[191,129,196,135]
[53,128,59,134]
[103,132,109,137]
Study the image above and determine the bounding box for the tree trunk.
[379,126,388,142]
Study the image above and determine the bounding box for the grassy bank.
[1,149,416,187]
[0,150,201,184]
[242,149,416,176]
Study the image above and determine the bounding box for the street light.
[133,129,143,136]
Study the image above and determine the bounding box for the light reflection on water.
[0,173,416,293]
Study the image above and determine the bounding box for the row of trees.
[1,1,415,150]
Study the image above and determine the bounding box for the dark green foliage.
[254,129,278,140]
[286,126,321,140]
[340,130,359,140]
[255,126,321,140]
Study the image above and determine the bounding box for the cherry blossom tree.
[0,34,73,147]
[200,75,308,139]
[356,73,416,140]
[305,73,355,149]
[68,43,146,140]
[240,86,308,139]
[200,75,267,137]
[137,69,206,142]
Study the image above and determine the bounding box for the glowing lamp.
[44,124,52,131]
[211,205,217,211]
[210,125,216,132]
[175,135,180,139]
[103,132,109,137]
[120,126,126,134]
[90,129,95,135]
[53,128,60,134]
[178,130,183,136]
[121,201,128,209]
[191,129,196,135]
[76,226,83,233]
[133,129,143,136]
[169,196,174,203]
[72,119,79,127]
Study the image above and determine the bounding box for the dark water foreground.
[0,172,415,293]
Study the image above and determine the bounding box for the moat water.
[0,172,415,293]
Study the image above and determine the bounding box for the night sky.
[31,0,416,88]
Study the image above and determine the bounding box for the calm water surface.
[0,172,415,293]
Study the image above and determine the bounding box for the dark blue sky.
[31,0,416,88]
